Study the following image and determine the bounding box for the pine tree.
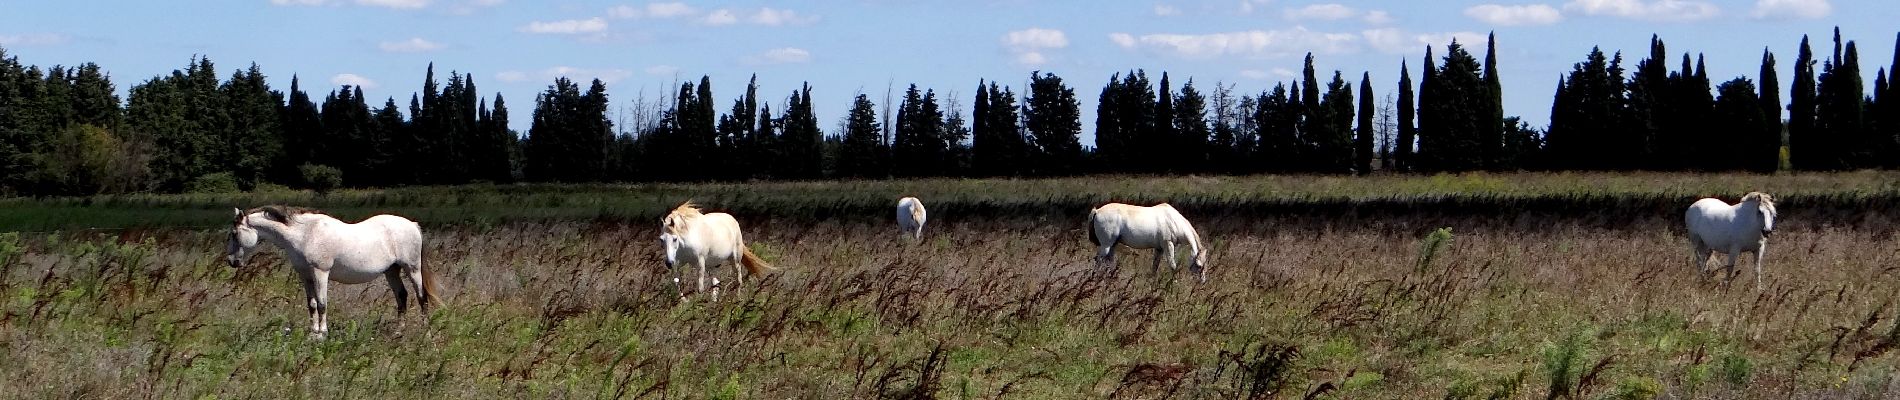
[987,83,1025,176]
[780,83,823,179]
[1024,71,1082,175]
[1396,61,1415,172]
[838,94,885,178]
[1789,35,1819,170]
[1628,35,1670,169]
[1815,28,1866,169]
[1174,79,1210,173]
[1481,32,1503,170]
[1155,73,1177,172]
[1713,78,1765,171]
[1318,71,1354,173]
[1757,49,1783,173]
[1356,72,1375,175]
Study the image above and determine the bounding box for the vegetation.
[5,173,1900,398]
[5,28,1900,196]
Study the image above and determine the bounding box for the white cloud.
[1563,0,1719,22]
[331,73,379,89]
[1154,4,1181,16]
[1239,69,1270,79]
[745,47,812,65]
[0,33,70,46]
[647,2,695,18]
[1238,0,1272,14]
[608,2,697,19]
[1004,28,1069,51]
[749,8,818,26]
[1363,28,1485,54]
[1362,10,1394,24]
[269,0,329,6]
[701,9,738,25]
[1283,4,1356,20]
[356,0,428,9]
[378,37,443,53]
[1109,27,1359,60]
[1005,28,1067,66]
[1751,0,1829,19]
[644,65,679,76]
[519,17,608,34]
[1465,4,1564,26]
[1271,67,1298,78]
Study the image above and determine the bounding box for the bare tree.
[1375,92,1397,169]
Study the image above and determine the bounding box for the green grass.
[5,172,1900,398]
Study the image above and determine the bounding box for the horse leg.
[1690,238,1710,276]
[1754,248,1766,291]
[298,270,321,339]
[404,262,430,319]
[310,268,332,339]
[698,262,714,302]
[385,268,409,317]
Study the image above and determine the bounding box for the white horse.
[660,202,773,301]
[1685,192,1778,289]
[1088,202,1209,283]
[225,206,440,339]
[897,196,927,241]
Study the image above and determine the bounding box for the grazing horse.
[1685,192,1778,289]
[659,202,773,301]
[897,196,927,241]
[225,206,440,339]
[1088,202,1209,283]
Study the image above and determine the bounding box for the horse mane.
[670,201,704,219]
[1741,192,1775,208]
[244,205,326,225]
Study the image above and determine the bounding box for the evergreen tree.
[1628,35,1670,168]
[1316,71,1354,173]
[780,83,824,179]
[1154,73,1177,172]
[1396,61,1416,172]
[838,94,885,178]
[1356,72,1375,174]
[972,80,999,176]
[1789,35,1818,170]
[1713,77,1765,171]
[1674,54,1715,170]
[1417,47,1439,170]
[1172,79,1209,173]
[1024,71,1082,175]
[1481,32,1504,170]
[987,83,1025,176]
[1546,47,1627,170]
[1815,29,1867,169]
[1420,41,1486,171]
[1757,49,1783,173]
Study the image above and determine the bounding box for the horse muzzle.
[1761,229,1773,237]
[226,256,243,268]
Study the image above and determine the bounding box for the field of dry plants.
[4,172,1900,399]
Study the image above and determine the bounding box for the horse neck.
[247,214,315,249]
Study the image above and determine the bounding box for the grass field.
[4,172,1900,398]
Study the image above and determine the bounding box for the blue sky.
[1,0,1894,143]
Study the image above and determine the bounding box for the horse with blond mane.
[1088,202,1210,283]
[225,205,440,339]
[1685,191,1778,289]
[659,201,773,300]
[897,196,927,241]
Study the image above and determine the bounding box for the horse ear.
[233,207,241,217]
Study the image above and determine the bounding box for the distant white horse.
[1088,202,1209,283]
[897,196,927,241]
[660,202,773,301]
[1685,192,1778,289]
[226,206,440,339]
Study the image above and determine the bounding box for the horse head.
[226,208,261,268]
[659,201,704,269]
[1743,192,1777,237]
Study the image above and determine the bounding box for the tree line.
[1,28,1896,196]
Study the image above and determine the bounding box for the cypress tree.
[1357,72,1375,175]
[1396,61,1415,172]
[1789,35,1818,170]
[1757,49,1783,172]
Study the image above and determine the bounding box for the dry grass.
[3,204,1900,399]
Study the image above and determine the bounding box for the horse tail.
[422,261,444,306]
[741,247,774,276]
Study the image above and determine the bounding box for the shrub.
[184,172,240,194]
[299,164,344,194]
